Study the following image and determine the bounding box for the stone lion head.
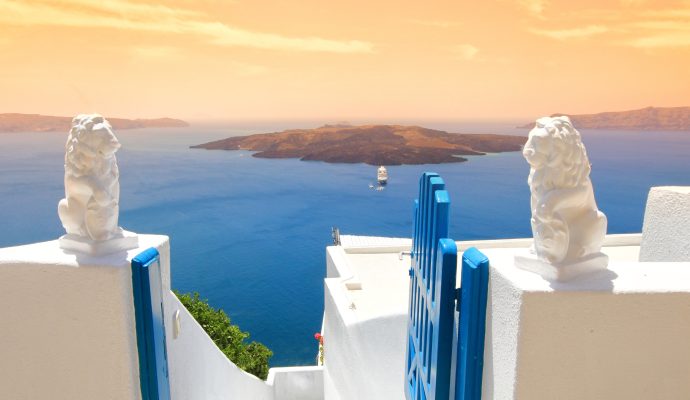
[65,114,120,175]
[523,116,591,191]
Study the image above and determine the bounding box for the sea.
[1,120,689,366]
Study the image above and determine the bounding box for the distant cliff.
[192,124,526,165]
[0,113,189,132]
[519,107,690,130]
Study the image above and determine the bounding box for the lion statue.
[58,114,123,241]
[523,116,607,265]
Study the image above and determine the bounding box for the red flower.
[314,332,325,364]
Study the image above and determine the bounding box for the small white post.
[639,186,690,262]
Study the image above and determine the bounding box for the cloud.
[630,20,690,31]
[524,1,690,49]
[625,32,690,48]
[518,0,549,16]
[625,3,690,48]
[0,0,374,54]
[529,25,609,40]
[624,18,690,47]
[454,44,479,60]
[642,8,690,18]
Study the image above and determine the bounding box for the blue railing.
[405,173,490,400]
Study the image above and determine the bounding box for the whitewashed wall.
[480,240,690,400]
[322,246,407,400]
[268,366,324,400]
[0,234,169,400]
[163,291,274,400]
[322,233,690,400]
[0,234,324,400]
[161,243,324,400]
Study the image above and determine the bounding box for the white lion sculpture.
[522,116,607,265]
[58,114,123,241]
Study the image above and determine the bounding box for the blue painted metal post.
[132,248,171,400]
[455,247,490,400]
[406,172,457,400]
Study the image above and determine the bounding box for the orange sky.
[0,0,688,121]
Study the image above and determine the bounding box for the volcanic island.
[0,113,189,133]
[191,124,527,165]
[518,106,690,131]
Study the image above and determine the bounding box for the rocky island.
[0,113,189,133]
[191,124,526,165]
[519,106,690,131]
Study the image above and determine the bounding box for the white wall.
[0,234,168,400]
[323,235,680,400]
[322,246,407,400]
[326,245,352,279]
[163,291,274,400]
[163,247,323,400]
[0,234,324,400]
[268,366,324,400]
[480,245,690,400]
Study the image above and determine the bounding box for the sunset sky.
[0,0,688,121]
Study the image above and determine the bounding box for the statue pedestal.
[0,235,169,399]
[482,244,690,399]
[59,230,139,256]
[515,249,609,282]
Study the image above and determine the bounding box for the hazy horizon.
[3,106,688,125]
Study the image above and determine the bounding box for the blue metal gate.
[406,173,458,400]
[405,173,491,400]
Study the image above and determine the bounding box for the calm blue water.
[1,122,689,366]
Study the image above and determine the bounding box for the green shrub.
[175,291,272,380]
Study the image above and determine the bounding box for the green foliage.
[175,291,272,380]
